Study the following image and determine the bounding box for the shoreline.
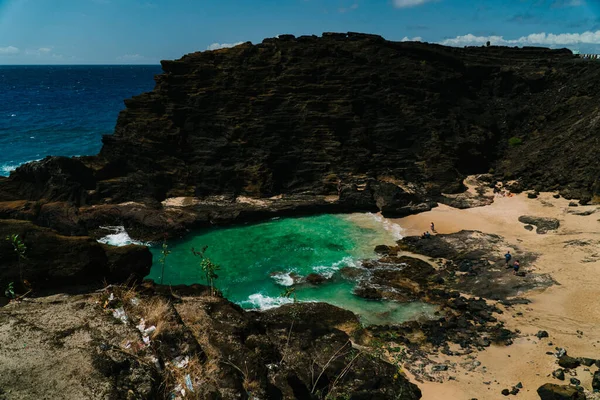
[391,192,600,399]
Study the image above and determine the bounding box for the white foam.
[365,212,404,240]
[240,293,294,310]
[271,272,295,286]
[0,159,42,176]
[97,226,148,247]
[0,163,19,175]
[311,256,359,278]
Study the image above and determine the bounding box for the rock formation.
[3,32,600,222]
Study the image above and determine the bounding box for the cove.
[146,213,437,326]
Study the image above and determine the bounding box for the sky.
[2,0,600,64]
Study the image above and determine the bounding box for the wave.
[312,256,361,278]
[97,226,149,247]
[271,272,295,286]
[365,212,404,240]
[0,159,43,177]
[239,293,294,310]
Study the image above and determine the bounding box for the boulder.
[518,216,560,234]
[553,369,565,381]
[537,383,586,399]
[537,330,549,339]
[558,355,580,369]
[305,273,327,285]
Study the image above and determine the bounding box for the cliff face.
[3,33,600,208]
[92,33,599,204]
[1,33,600,241]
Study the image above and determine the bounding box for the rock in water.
[537,383,586,399]
[518,216,560,234]
[305,273,327,285]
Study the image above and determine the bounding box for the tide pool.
[143,213,436,325]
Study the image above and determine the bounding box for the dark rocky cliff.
[3,32,600,211]
[0,33,599,248]
[95,33,598,203]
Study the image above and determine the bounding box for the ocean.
[0,65,162,176]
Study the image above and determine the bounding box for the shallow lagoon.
[143,213,437,326]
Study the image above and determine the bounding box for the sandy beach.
[392,191,600,399]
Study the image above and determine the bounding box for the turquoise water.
[146,213,436,325]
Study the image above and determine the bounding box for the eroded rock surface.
[0,285,422,400]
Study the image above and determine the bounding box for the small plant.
[6,234,27,283]
[508,136,523,147]
[4,282,15,299]
[281,286,297,303]
[158,235,171,285]
[191,246,220,296]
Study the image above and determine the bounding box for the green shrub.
[508,137,523,147]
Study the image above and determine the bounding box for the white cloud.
[207,42,244,51]
[401,36,423,42]
[441,30,600,47]
[25,47,54,56]
[0,46,19,55]
[393,0,435,8]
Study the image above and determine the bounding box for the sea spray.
[97,226,149,247]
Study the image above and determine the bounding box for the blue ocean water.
[0,65,162,176]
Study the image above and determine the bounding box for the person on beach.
[430,222,435,233]
[337,180,342,196]
[504,250,512,265]
[513,260,520,275]
[422,231,431,239]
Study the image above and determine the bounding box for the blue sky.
[1,0,600,64]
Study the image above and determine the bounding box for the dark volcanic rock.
[537,330,549,339]
[397,230,551,299]
[558,355,580,369]
[1,34,600,241]
[569,378,580,386]
[537,383,585,400]
[305,273,327,285]
[518,215,560,234]
[593,370,600,391]
[0,157,96,205]
[0,219,151,292]
[553,369,566,381]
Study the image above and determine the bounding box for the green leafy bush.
[508,137,523,147]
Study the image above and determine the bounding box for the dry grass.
[134,297,172,338]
